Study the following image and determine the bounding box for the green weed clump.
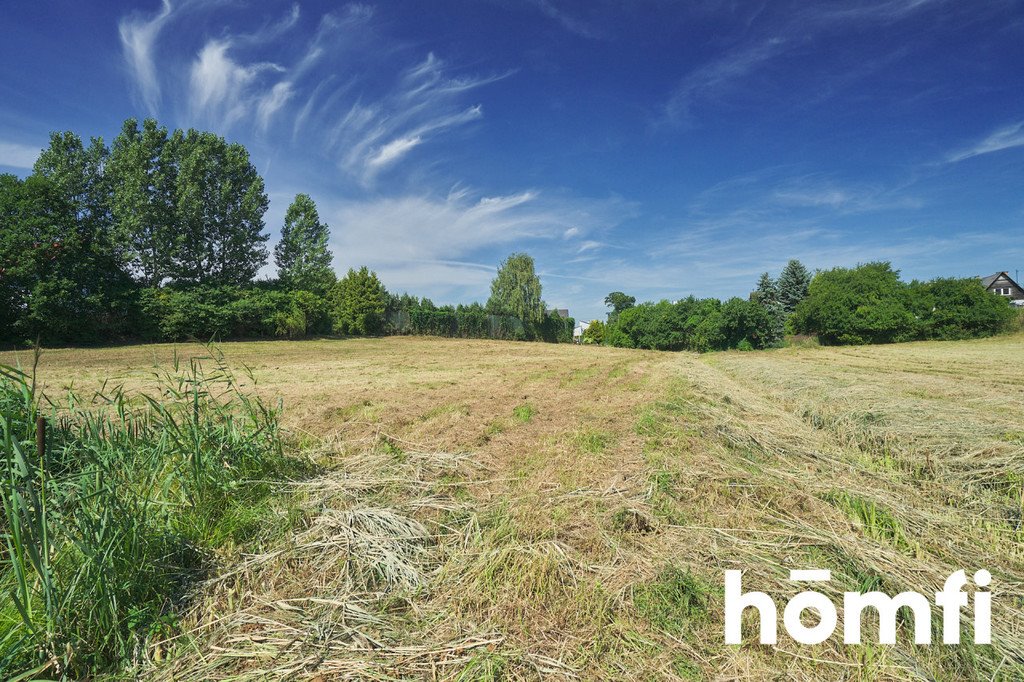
[0,352,308,679]
[824,491,917,554]
[632,566,711,636]
[512,403,536,423]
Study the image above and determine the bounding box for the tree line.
[584,259,1017,351]
[2,118,1013,350]
[0,119,572,346]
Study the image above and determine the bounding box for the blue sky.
[1,0,1022,321]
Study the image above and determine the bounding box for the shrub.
[329,267,388,335]
[136,286,331,342]
[582,319,605,344]
[909,277,1015,340]
[794,264,1015,345]
[603,297,780,352]
[792,262,920,345]
[536,311,574,343]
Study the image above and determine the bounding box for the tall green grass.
[0,351,309,679]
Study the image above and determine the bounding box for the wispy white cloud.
[946,121,1024,163]
[663,38,786,125]
[118,0,173,115]
[0,141,41,169]
[325,53,504,185]
[527,0,604,39]
[325,189,635,297]
[770,176,923,212]
[321,189,636,310]
[576,240,605,253]
[660,0,952,127]
[688,169,923,220]
[116,3,499,184]
[256,81,295,133]
[235,3,301,47]
[189,39,285,131]
[366,136,424,170]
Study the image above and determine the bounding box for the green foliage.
[0,355,307,677]
[1,118,272,346]
[171,129,269,286]
[536,310,574,343]
[582,319,606,344]
[908,277,1016,340]
[632,566,711,635]
[604,296,780,352]
[0,172,135,345]
[274,193,335,293]
[512,403,536,422]
[753,272,779,306]
[107,118,177,286]
[751,272,786,343]
[794,263,1013,345]
[108,119,270,287]
[384,294,569,342]
[720,296,782,349]
[609,300,683,350]
[604,291,636,323]
[330,266,388,335]
[824,491,916,553]
[137,286,331,341]
[777,258,812,314]
[486,253,545,325]
[793,262,921,345]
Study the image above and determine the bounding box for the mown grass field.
[3,334,1023,680]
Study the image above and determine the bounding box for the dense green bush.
[137,286,332,342]
[793,263,1014,345]
[582,319,606,344]
[604,296,781,352]
[793,262,920,345]
[385,295,560,341]
[536,312,574,343]
[329,267,388,336]
[908,277,1016,340]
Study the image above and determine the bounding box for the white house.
[573,320,592,343]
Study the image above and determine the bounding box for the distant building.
[573,320,591,342]
[980,272,1024,305]
[547,308,570,319]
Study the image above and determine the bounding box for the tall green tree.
[274,194,335,293]
[33,131,111,236]
[604,291,636,323]
[486,253,544,325]
[171,129,269,286]
[26,133,135,342]
[751,272,785,342]
[752,272,779,305]
[107,118,177,286]
[778,259,812,314]
[329,266,388,335]
[0,173,120,343]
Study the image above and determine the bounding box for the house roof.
[981,271,1023,290]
